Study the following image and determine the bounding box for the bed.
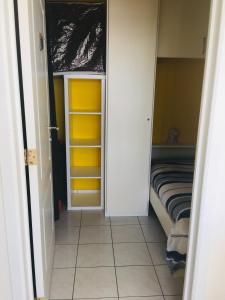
[150,159,194,272]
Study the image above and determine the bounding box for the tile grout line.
[62,223,165,228]
[71,224,141,228]
[109,216,120,299]
[137,216,165,300]
[71,210,82,300]
[65,296,165,300]
[55,241,167,246]
[52,261,167,270]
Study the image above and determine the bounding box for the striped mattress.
[151,159,194,223]
[150,159,194,272]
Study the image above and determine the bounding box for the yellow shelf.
[68,79,101,112]
[69,111,102,114]
[70,147,101,167]
[71,191,101,207]
[71,178,101,190]
[70,138,101,147]
[66,76,104,209]
[70,166,101,178]
[69,114,101,142]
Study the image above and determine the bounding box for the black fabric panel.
[45,2,68,219]
[46,2,106,72]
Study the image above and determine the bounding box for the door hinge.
[24,149,38,166]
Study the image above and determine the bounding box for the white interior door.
[18,0,54,298]
[106,0,158,216]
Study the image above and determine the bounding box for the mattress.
[150,159,194,272]
[151,159,194,222]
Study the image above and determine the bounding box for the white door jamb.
[183,0,225,299]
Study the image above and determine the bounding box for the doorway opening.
[149,0,211,293]
[19,0,212,298]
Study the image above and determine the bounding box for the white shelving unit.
[70,166,101,179]
[64,74,105,210]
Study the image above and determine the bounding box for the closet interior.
[46,0,106,211]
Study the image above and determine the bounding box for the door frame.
[1,0,225,299]
[183,0,225,299]
[0,0,34,299]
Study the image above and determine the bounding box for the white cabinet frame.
[64,74,106,210]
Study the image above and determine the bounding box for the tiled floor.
[51,210,184,300]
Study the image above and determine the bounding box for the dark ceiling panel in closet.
[46,2,106,72]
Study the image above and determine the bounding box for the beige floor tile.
[114,243,152,266]
[53,244,77,268]
[112,225,144,243]
[82,210,110,226]
[56,211,81,228]
[164,297,182,300]
[111,216,139,225]
[55,227,80,244]
[75,299,118,300]
[120,297,163,300]
[116,266,162,297]
[79,226,112,244]
[50,268,75,299]
[51,213,184,300]
[77,244,114,267]
[155,265,184,296]
[75,299,117,300]
[141,225,166,243]
[73,267,117,298]
[64,210,82,217]
[138,214,160,226]
[147,243,167,265]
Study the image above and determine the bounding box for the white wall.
[0,170,13,300]
[106,0,158,216]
